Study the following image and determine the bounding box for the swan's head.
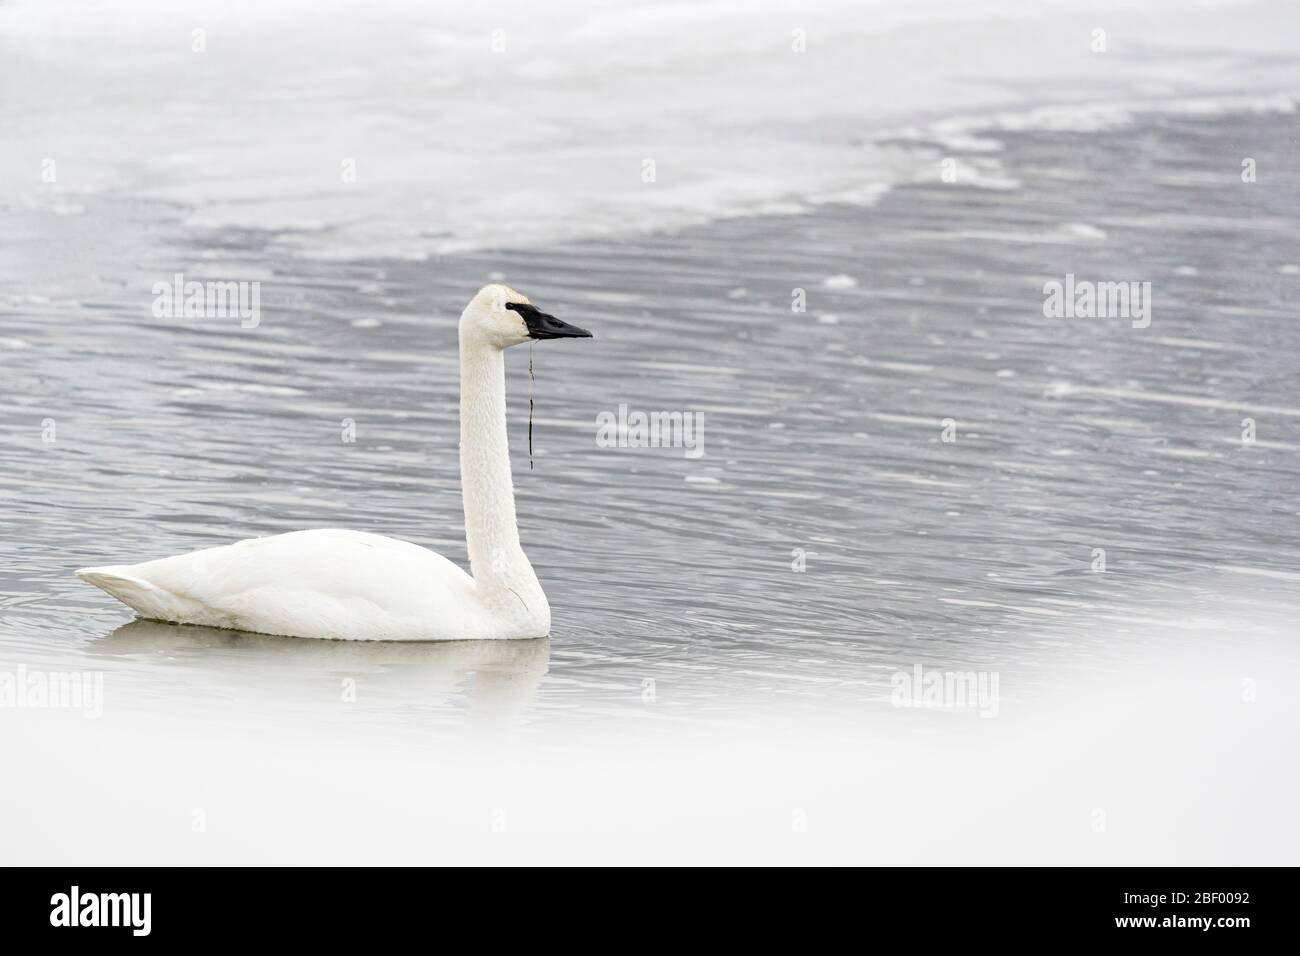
[461,284,592,349]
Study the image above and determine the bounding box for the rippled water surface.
[3,1,1300,862]
[3,109,1299,742]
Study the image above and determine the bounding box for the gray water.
[2,109,1299,863]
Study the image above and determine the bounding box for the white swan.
[76,284,592,641]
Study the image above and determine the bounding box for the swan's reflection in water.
[90,619,551,727]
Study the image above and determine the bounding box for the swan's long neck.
[458,329,545,612]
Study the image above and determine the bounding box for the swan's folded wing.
[80,529,478,639]
[76,565,212,622]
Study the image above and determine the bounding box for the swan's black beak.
[508,302,593,340]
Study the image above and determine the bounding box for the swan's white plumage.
[76,284,590,641]
[79,530,486,641]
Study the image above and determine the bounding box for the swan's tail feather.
[76,566,176,620]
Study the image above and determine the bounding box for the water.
[5,0,1300,256]
[2,0,1299,863]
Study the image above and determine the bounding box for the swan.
[76,284,592,641]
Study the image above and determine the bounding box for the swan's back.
[77,529,481,641]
